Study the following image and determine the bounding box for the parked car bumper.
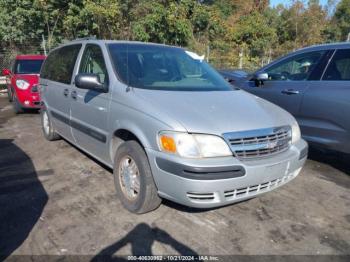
[16,89,41,108]
[146,139,308,208]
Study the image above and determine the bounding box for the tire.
[7,87,13,102]
[113,140,161,214]
[12,93,24,114]
[41,108,60,141]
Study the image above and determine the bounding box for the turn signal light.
[160,135,176,153]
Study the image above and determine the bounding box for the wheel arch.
[109,127,150,165]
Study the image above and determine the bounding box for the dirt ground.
[0,95,349,259]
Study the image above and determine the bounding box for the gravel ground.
[0,96,349,259]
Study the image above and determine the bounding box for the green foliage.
[233,11,277,56]
[0,0,348,69]
[63,0,121,39]
[130,1,193,46]
[333,0,350,40]
[0,0,44,45]
[203,0,238,18]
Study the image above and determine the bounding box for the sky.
[270,0,331,7]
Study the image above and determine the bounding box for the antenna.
[126,43,130,90]
[41,35,47,56]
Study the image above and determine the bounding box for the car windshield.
[14,59,44,74]
[108,43,232,91]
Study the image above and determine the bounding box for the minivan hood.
[134,89,294,135]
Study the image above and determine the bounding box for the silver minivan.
[40,39,308,213]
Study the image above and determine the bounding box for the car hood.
[221,70,249,79]
[134,89,295,135]
[14,74,39,85]
[219,70,251,87]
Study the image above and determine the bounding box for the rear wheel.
[41,108,60,141]
[113,140,161,214]
[12,93,24,114]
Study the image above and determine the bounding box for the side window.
[265,51,325,81]
[323,49,350,81]
[41,44,81,84]
[79,44,108,86]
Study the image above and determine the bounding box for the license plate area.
[264,160,290,181]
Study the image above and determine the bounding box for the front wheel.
[12,93,24,114]
[113,141,161,214]
[41,108,60,141]
[7,87,13,102]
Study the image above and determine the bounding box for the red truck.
[2,55,46,113]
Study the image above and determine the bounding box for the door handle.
[281,89,299,95]
[63,88,69,97]
[71,90,77,100]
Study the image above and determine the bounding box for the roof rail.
[72,36,97,41]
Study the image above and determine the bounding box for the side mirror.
[253,72,268,87]
[75,73,108,93]
[2,68,11,76]
[255,72,268,81]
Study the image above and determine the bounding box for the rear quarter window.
[41,44,82,84]
[323,49,350,81]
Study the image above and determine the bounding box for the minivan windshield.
[108,43,232,91]
[14,59,44,74]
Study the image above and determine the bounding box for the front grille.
[223,126,292,160]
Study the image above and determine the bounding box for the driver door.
[242,50,327,116]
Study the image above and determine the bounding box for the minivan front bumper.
[146,139,307,208]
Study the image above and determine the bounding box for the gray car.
[220,42,350,155]
[39,39,307,213]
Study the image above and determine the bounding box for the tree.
[0,0,44,48]
[274,0,328,52]
[332,0,350,41]
[34,0,71,50]
[0,0,348,70]
[63,0,121,40]
[130,0,193,46]
[232,11,277,57]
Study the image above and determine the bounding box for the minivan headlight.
[158,131,232,158]
[291,121,301,143]
[16,79,30,90]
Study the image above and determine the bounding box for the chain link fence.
[0,39,293,90]
[0,39,47,89]
[0,40,46,71]
[209,46,290,72]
